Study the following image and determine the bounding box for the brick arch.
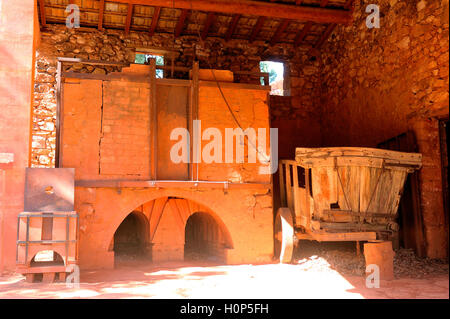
[106,195,234,258]
[107,210,150,252]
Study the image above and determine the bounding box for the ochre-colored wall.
[76,187,273,269]
[0,0,37,272]
[197,84,271,183]
[61,71,273,269]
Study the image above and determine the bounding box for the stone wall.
[319,0,449,146]
[317,0,449,259]
[32,24,321,167]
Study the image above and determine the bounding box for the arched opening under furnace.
[184,212,229,263]
[113,211,150,264]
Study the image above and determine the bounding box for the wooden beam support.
[38,0,47,27]
[225,14,240,41]
[125,3,133,34]
[98,0,105,30]
[201,12,216,40]
[320,0,329,7]
[149,6,161,36]
[315,23,336,49]
[270,19,290,46]
[112,0,353,25]
[295,0,303,4]
[249,16,265,43]
[294,21,312,47]
[344,0,355,10]
[174,9,189,37]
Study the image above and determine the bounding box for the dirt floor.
[0,244,448,299]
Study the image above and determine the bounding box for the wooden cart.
[275,147,422,262]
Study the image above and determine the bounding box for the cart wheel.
[274,207,294,263]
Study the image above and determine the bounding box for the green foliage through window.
[135,53,164,78]
[260,61,284,96]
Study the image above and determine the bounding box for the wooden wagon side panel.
[311,165,409,222]
[311,166,337,219]
[365,168,408,216]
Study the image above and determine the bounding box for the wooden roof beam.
[38,0,47,27]
[125,3,134,34]
[314,23,336,49]
[311,1,350,50]
[149,7,161,36]
[249,16,266,43]
[98,0,105,30]
[201,12,216,40]
[294,21,312,47]
[174,9,189,37]
[344,0,355,10]
[112,0,353,25]
[225,14,240,41]
[320,0,329,7]
[270,19,290,46]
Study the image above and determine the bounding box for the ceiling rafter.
[312,0,353,50]
[201,12,217,40]
[344,0,355,10]
[314,23,336,49]
[38,0,47,27]
[111,0,353,25]
[174,9,190,37]
[249,16,266,43]
[149,6,161,36]
[294,21,312,47]
[125,3,134,34]
[225,14,241,41]
[98,0,105,30]
[270,19,290,46]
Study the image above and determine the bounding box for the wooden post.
[356,240,360,256]
[279,162,286,207]
[285,163,292,210]
[149,58,157,179]
[190,61,199,181]
[292,164,300,223]
[305,168,311,230]
[55,61,62,168]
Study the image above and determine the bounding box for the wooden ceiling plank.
[38,0,47,27]
[174,9,189,37]
[201,12,216,40]
[296,0,303,4]
[320,0,329,7]
[294,21,312,46]
[249,16,266,43]
[270,19,290,46]
[111,0,353,25]
[125,4,134,34]
[98,0,105,30]
[149,6,161,36]
[225,14,240,41]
